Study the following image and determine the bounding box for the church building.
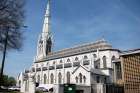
[32,0,119,85]
[17,0,125,93]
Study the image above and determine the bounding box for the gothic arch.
[84,55,88,60]
[79,73,82,83]
[67,58,70,62]
[111,56,116,61]
[93,54,97,58]
[39,39,43,54]
[44,74,47,84]
[37,75,40,83]
[53,61,55,65]
[102,56,107,68]
[83,76,86,83]
[36,64,38,68]
[46,37,52,55]
[95,60,100,69]
[75,57,79,61]
[111,56,116,67]
[60,60,63,63]
[50,73,54,84]
[66,72,70,83]
[58,72,62,84]
[75,76,78,83]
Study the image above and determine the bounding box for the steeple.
[42,0,51,33]
[35,0,52,61]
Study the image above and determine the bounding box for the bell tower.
[35,0,52,61]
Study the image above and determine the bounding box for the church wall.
[17,0,124,92]
[72,67,91,86]
[98,50,119,69]
[32,49,120,85]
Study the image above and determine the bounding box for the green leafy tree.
[0,74,16,87]
[8,77,16,86]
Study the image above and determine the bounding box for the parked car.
[36,87,48,92]
[0,86,8,90]
[8,86,20,91]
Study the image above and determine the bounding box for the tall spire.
[35,0,52,61]
[42,0,51,33]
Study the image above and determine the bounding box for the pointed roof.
[72,65,90,74]
[72,65,106,76]
[45,0,51,17]
[42,0,51,33]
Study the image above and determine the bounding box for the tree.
[0,74,16,87]
[0,0,25,79]
[7,77,16,86]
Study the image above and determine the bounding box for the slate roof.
[35,39,119,63]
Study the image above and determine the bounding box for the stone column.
[20,80,26,93]
[20,73,28,93]
[28,73,36,93]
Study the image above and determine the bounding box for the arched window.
[37,75,40,83]
[46,62,49,66]
[93,54,97,58]
[75,57,79,61]
[83,76,86,83]
[95,60,100,69]
[41,63,44,67]
[36,64,38,68]
[60,60,63,63]
[66,72,70,83]
[111,56,116,67]
[84,55,88,60]
[79,73,82,83]
[111,56,115,61]
[104,77,107,83]
[50,73,54,84]
[39,40,43,54]
[96,76,100,83]
[75,76,78,83]
[44,74,47,84]
[102,56,107,68]
[58,73,62,84]
[53,61,55,65]
[67,58,70,62]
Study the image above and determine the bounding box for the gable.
[72,65,90,75]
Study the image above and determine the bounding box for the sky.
[0,0,140,78]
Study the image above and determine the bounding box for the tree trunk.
[0,27,8,78]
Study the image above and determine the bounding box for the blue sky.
[1,0,140,77]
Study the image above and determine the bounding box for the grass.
[0,91,20,93]
[0,89,20,93]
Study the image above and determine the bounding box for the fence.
[106,84,124,93]
[91,84,124,93]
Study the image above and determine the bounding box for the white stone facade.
[17,0,121,93]
[32,47,119,86]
